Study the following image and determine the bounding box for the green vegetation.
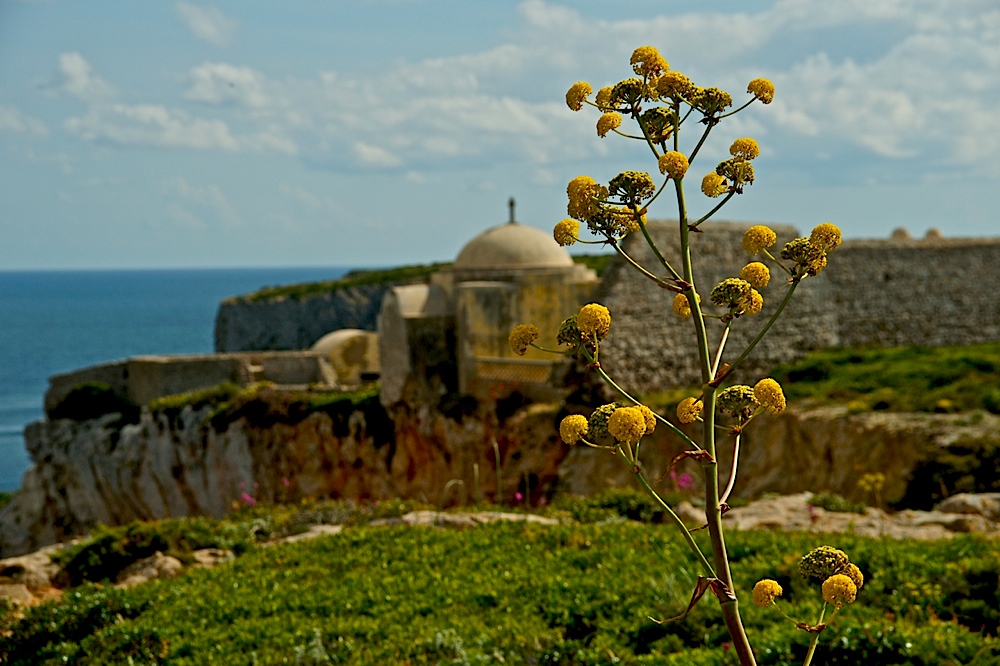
[147,382,242,414]
[229,254,616,303]
[0,492,13,511]
[809,492,868,515]
[232,263,450,303]
[571,252,616,277]
[771,342,1000,413]
[3,497,997,665]
[47,382,138,422]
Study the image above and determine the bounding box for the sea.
[0,267,353,492]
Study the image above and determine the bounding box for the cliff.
[214,263,448,352]
[214,283,388,352]
[4,386,999,558]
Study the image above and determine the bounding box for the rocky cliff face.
[4,392,999,558]
[214,284,388,352]
[0,398,567,558]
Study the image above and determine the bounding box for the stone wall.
[597,222,1000,393]
[45,352,337,413]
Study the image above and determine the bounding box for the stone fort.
[47,216,1000,413]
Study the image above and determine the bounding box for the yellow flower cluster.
[857,472,885,494]
[595,86,614,111]
[730,137,760,161]
[753,378,786,414]
[717,385,759,419]
[822,574,858,608]
[810,222,842,253]
[608,406,647,443]
[676,396,703,424]
[710,277,752,308]
[597,112,623,138]
[672,292,700,317]
[747,78,775,104]
[752,579,783,608]
[630,46,668,78]
[739,262,770,289]
[587,403,618,440]
[799,546,850,581]
[565,81,592,111]
[701,172,728,198]
[508,324,539,356]
[577,303,611,338]
[739,289,763,316]
[656,70,694,99]
[658,151,689,180]
[742,225,777,255]
[566,175,603,220]
[553,218,579,247]
[843,563,864,589]
[635,404,656,435]
[559,414,589,445]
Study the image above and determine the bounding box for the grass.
[3,491,999,665]
[770,342,1000,414]
[228,254,617,304]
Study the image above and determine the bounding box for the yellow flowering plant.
[511,46,851,665]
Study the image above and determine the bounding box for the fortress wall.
[598,223,1000,394]
[597,221,839,391]
[45,352,337,413]
[827,238,1000,348]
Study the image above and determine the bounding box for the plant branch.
[716,279,800,384]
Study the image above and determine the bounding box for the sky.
[0,0,998,270]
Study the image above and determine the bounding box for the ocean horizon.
[0,266,357,492]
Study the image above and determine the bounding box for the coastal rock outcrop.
[214,283,388,352]
[0,396,567,558]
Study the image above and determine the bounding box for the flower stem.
[691,191,737,227]
[719,433,741,506]
[634,469,715,577]
[802,604,828,666]
[718,279,799,384]
[585,351,701,451]
[610,241,676,290]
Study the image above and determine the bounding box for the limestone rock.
[190,548,235,568]
[935,493,1000,521]
[116,551,183,588]
[215,283,389,352]
[277,524,344,544]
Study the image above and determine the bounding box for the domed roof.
[453,222,574,271]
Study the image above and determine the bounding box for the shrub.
[810,492,868,514]
[47,382,138,422]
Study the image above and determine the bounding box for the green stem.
[637,217,682,281]
[802,604,828,666]
[691,191,737,227]
[585,350,701,451]
[718,98,756,119]
[676,184,712,383]
[702,388,756,666]
[718,279,800,383]
[610,241,675,289]
[634,469,715,577]
[687,122,716,164]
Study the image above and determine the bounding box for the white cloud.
[174,2,238,46]
[164,176,242,227]
[65,104,240,151]
[0,104,48,135]
[184,62,271,107]
[57,52,115,102]
[354,141,403,167]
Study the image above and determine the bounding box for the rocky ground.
[1,494,997,612]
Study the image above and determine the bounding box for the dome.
[453,222,574,271]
